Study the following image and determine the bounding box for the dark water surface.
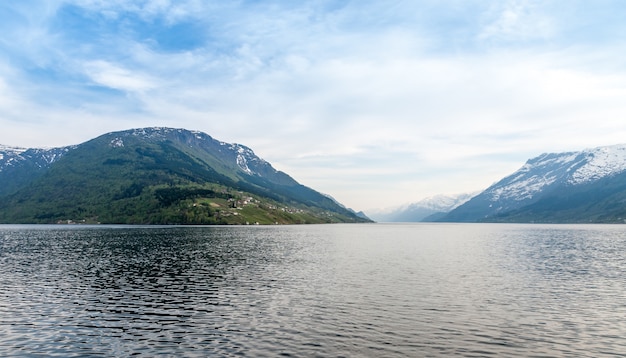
[0,223,624,357]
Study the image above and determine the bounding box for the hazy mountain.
[323,193,373,221]
[442,144,626,223]
[0,127,370,225]
[367,193,476,222]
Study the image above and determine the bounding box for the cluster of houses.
[227,196,305,214]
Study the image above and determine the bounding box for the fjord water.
[0,224,624,357]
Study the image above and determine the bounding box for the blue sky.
[2,0,626,211]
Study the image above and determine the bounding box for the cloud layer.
[2,0,626,210]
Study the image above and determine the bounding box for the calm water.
[0,223,624,357]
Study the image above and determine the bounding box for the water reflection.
[0,224,624,357]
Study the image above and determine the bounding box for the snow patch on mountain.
[485,144,626,203]
[110,138,124,148]
[569,144,626,184]
[227,143,272,176]
[489,173,558,202]
[0,147,28,172]
[235,146,253,174]
[0,145,74,173]
[0,145,27,154]
[0,145,27,162]
[412,193,477,212]
[129,127,178,138]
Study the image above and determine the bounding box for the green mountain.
[0,127,370,225]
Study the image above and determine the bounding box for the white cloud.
[83,60,156,92]
[111,35,626,210]
[2,1,626,210]
[479,1,555,42]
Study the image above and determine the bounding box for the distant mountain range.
[366,193,475,222]
[0,128,370,225]
[367,143,626,223]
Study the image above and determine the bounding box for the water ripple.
[0,224,624,356]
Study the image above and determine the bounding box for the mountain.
[0,127,370,225]
[323,193,373,221]
[0,145,74,197]
[442,144,626,223]
[367,193,475,222]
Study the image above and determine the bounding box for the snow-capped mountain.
[368,192,476,222]
[0,127,369,224]
[0,127,295,195]
[101,127,289,183]
[0,145,71,172]
[443,144,626,223]
[414,193,478,212]
[0,145,74,197]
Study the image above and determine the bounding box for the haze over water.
[0,224,624,357]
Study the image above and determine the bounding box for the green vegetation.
[0,128,370,225]
[0,182,358,225]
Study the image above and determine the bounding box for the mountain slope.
[442,144,626,223]
[0,145,74,197]
[0,127,369,224]
[492,171,626,222]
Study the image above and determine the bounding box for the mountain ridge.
[0,145,75,198]
[0,127,369,225]
[441,143,626,223]
[367,193,475,222]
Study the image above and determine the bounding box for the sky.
[2,0,626,212]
